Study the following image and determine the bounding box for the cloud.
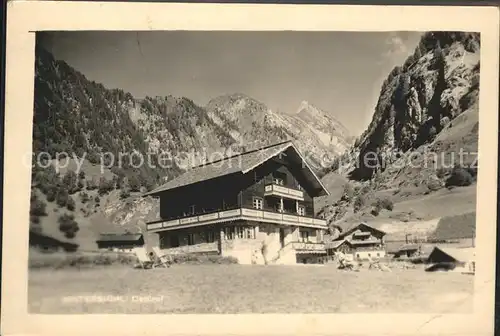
[383,32,410,59]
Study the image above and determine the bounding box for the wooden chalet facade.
[144,141,329,264]
[325,222,386,260]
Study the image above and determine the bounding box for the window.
[246,227,255,239]
[299,230,309,242]
[276,201,284,213]
[252,197,263,210]
[187,233,195,245]
[224,227,235,240]
[272,172,287,185]
[207,231,216,243]
[377,253,380,257]
[297,205,306,216]
[236,226,244,239]
[273,177,284,185]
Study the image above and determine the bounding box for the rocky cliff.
[319,32,480,232]
[349,32,480,182]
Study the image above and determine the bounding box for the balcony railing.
[264,184,304,201]
[147,207,327,232]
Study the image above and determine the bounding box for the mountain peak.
[296,100,315,113]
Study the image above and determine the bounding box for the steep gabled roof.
[96,233,144,243]
[325,239,348,250]
[143,140,329,197]
[337,222,386,240]
[428,246,475,263]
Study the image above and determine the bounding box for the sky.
[39,31,423,136]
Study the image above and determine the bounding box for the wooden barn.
[143,140,329,265]
[96,233,145,252]
[29,230,79,253]
[426,246,475,274]
[387,243,420,259]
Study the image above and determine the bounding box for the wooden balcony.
[146,208,327,232]
[264,184,304,201]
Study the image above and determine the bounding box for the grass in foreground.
[29,264,474,314]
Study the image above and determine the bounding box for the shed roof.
[142,140,329,197]
[96,233,144,242]
[338,222,386,240]
[428,246,476,262]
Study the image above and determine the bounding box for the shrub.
[63,171,79,194]
[371,207,380,216]
[128,175,141,192]
[426,176,443,192]
[56,189,70,207]
[120,189,131,200]
[341,183,355,201]
[95,196,100,204]
[66,197,76,211]
[58,214,79,239]
[445,166,473,187]
[98,177,115,195]
[79,192,90,203]
[86,177,98,190]
[436,167,449,179]
[373,197,394,211]
[30,194,47,216]
[78,171,86,179]
[353,195,366,213]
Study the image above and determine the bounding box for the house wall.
[159,174,240,220]
[238,159,315,216]
[157,220,311,265]
[352,250,386,260]
[158,225,220,250]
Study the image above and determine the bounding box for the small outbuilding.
[29,230,79,252]
[426,246,475,274]
[96,233,145,252]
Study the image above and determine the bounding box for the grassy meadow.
[29,264,474,314]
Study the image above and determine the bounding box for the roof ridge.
[190,140,292,169]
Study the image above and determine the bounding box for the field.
[29,264,474,314]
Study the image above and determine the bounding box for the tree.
[58,214,79,239]
[62,170,78,193]
[353,195,366,213]
[128,175,141,192]
[445,166,473,187]
[413,45,423,60]
[79,192,90,203]
[56,188,69,207]
[98,176,114,195]
[66,197,76,211]
[30,193,47,216]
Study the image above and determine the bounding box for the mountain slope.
[205,94,352,170]
[30,45,351,250]
[318,32,480,236]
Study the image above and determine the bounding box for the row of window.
[223,226,255,240]
[252,197,306,215]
